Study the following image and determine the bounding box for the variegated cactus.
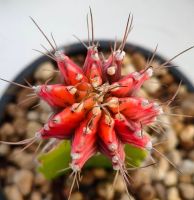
[1,9,193,199]
[29,12,162,198]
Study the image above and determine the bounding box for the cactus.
[1,8,193,199]
[30,12,160,198]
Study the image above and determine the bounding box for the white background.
[0,0,194,96]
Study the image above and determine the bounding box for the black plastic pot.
[0,41,194,199]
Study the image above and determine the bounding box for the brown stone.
[34,62,55,82]
[119,193,135,200]
[26,121,42,138]
[97,183,115,200]
[138,184,156,200]
[123,54,132,66]
[6,103,25,118]
[13,169,34,196]
[16,88,38,109]
[80,171,94,185]
[167,187,181,200]
[69,192,83,200]
[131,53,146,70]
[179,174,192,183]
[122,64,136,76]
[143,77,161,94]
[30,192,42,200]
[179,125,194,149]
[164,170,178,186]
[152,158,169,181]
[34,173,47,186]
[160,74,174,85]
[27,111,39,121]
[4,185,23,200]
[188,150,194,161]
[179,183,194,200]
[131,167,152,189]
[114,174,126,193]
[181,93,194,116]
[167,150,182,165]
[0,123,15,137]
[155,183,166,200]
[6,167,17,184]
[93,168,107,179]
[8,148,35,169]
[180,160,194,175]
[40,182,51,194]
[13,118,27,136]
[0,143,10,155]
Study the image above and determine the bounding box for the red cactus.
[1,9,193,200]
[27,13,163,198]
[37,45,158,166]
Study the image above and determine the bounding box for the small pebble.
[136,88,149,98]
[97,183,115,200]
[6,103,25,118]
[27,111,39,121]
[16,88,38,109]
[119,193,135,200]
[80,171,94,185]
[0,168,6,179]
[69,192,83,200]
[114,174,126,193]
[151,61,167,76]
[93,168,107,179]
[40,182,51,195]
[26,121,42,138]
[34,173,47,186]
[13,169,34,196]
[155,183,166,200]
[178,85,188,97]
[0,143,10,155]
[179,174,192,183]
[39,111,50,123]
[143,77,161,94]
[165,127,178,150]
[34,62,55,82]
[9,148,35,169]
[138,184,156,200]
[131,167,152,189]
[152,158,169,181]
[39,100,52,113]
[180,160,194,175]
[179,183,194,200]
[164,170,178,186]
[4,185,23,200]
[122,64,136,75]
[30,191,42,200]
[122,54,132,66]
[6,167,17,184]
[188,150,194,161]
[167,187,181,200]
[0,123,15,137]
[160,73,174,84]
[173,122,184,134]
[181,93,194,116]
[13,118,27,136]
[179,125,194,149]
[167,150,182,165]
[131,53,146,70]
